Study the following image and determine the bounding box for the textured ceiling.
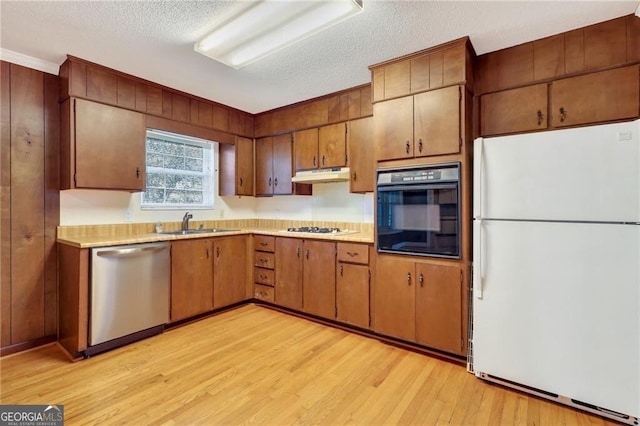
[1,1,638,114]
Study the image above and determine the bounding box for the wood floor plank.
[0,305,621,425]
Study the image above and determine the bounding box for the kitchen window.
[142,129,215,209]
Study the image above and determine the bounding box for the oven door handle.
[376,183,458,192]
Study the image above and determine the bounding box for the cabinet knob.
[268,177,272,187]
[536,110,544,126]
[296,247,301,258]
[352,171,357,181]
[407,272,412,285]
[306,249,310,260]
[274,177,278,187]
[313,156,316,167]
[322,155,326,166]
[559,107,567,123]
[216,247,220,258]
[206,248,211,259]
[240,177,243,187]
[136,167,140,178]
[418,139,423,153]
[405,141,410,154]
[340,265,344,277]
[419,273,424,287]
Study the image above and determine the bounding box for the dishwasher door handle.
[96,245,168,258]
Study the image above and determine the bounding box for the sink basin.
[159,228,239,235]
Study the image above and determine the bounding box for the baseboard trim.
[0,335,57,357]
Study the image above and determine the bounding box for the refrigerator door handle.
[473,137,484,219]
[473,219,483,299]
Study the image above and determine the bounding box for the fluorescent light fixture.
[194,0,364,69]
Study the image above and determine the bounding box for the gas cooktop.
[283,227,356,235]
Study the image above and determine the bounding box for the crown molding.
[0,49,60,75]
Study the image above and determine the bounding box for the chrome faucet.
[181,212,193,231]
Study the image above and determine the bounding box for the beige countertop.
[57,227,374,248]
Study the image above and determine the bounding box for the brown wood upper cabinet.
[480,84,548,136]
[374,86,462,161]
[60,98,145,190]
[348,117,374,193]
[219,136,254,196]
[550,65,640,128]
[294,122,347,171]
[255,134,293,196]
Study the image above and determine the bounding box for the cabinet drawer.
[254,252,275,269]
[254,267,275,286]
[254,235,275,252]
[253,284,274,303]
[337,243,369,264]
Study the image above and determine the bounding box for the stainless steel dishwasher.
[88,242,170,355]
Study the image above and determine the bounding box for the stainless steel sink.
[159,228,239,235]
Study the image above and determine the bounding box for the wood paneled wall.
[0,61,59,355]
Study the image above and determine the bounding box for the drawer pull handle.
[346,251,359,257]
[537,110,544,126]
[405,140,410,154]
[260,242,268,246]
[418,139,423,153]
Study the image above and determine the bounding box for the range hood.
[291,167,350,183]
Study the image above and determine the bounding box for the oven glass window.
[377,184,460,258]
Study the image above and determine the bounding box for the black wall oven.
[376,163,461,258]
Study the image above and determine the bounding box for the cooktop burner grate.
[286,226,343,234]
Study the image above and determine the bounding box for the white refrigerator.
[472,119,640,424]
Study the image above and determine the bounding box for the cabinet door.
[348,117,374,193]
[275,238,303,310]
[213,236,247,309]
[414,85,461,157]
[481,84,548,136]
[171,239,213,322]
[318,122,347,168]
[336,263,369,329]
[551,65,640,128]
[373,256,415,341]
[415,263,463,355]
[373,97,414,161]
[235,136,254,196]
[303,240,336,319]
[294,128,318,170]
[255,137,273,196]
[272,133,293,195]
[74,98,145,190]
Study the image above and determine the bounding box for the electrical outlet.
[124,209,132,222]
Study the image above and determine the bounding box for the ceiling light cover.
[195,0,363,69]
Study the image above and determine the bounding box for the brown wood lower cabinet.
[213,236,247,309]
[275,238,303,310]
[302,240,337,319]
[170,239,214,322]
[374,254,465,355]
[336,263,370,329]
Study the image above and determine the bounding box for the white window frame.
[141,129,216,209]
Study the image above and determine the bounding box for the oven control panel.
[377,163,460,185]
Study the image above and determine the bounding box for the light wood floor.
[0,304,619,425]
